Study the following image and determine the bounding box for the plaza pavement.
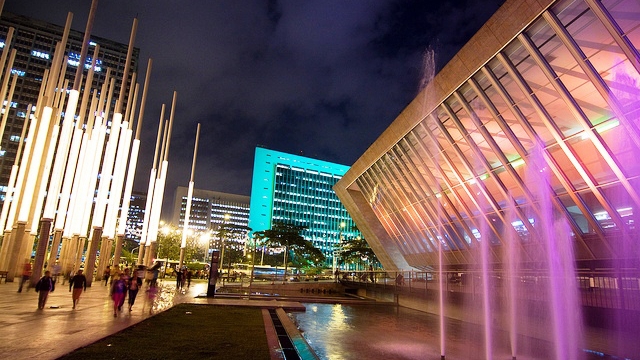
[1,276,637,360]
[0,277,305,360]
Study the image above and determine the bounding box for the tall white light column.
[144,91,177,265]
[179,123,201,269]
[115,58,152,267]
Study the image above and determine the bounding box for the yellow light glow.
[511,158,525,168]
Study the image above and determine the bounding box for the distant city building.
[125,191,146,243]
[249,147,359,265]
[0,12,139,199]
[171,186,251,257]
[171,186,250,231]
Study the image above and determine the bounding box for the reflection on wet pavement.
[289,303,547,360]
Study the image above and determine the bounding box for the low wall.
[227,282,345,298]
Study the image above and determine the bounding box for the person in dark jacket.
[127,274,140,311]
[103,266,111,286]
[35,270,55,309]
[175,267,183,290]
[69,269,87,309]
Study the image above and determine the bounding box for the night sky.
[4,0,504,217]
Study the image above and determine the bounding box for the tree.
[185,236,206,263]
[217,223,252,275]
[120,238,140,266]
[292,245,325,269]
[254,222,324,281]
[338,236,379,270]
[156,226,181,262]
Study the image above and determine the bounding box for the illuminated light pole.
[179,123,200,269]
[199,231,211,264]
[30,111,62,283]
[58,66,108,278]
[145,118,169,264]
[115,58,152,267]
[6,105,54,282]
[20,14,76,283]
[332,221,345,277]
[89,15,137,280]
[0,61,18,151]
[137,105,164,265]
[56,85,101,276]
[98,118,133,277]
[84,104,122,284]
[100,73,139,272]
[144,91,176,266]
[218,214,230,285]
[0,1,162,289]
[0,105,39,279]
[0,30,17,142]
[41,86,80,271]
[0,107,29,270]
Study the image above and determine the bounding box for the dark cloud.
[4,0,504,217]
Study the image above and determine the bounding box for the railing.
[339,269,640,311]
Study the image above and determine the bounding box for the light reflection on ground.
[289,303,543,360]
[140,281,208,314]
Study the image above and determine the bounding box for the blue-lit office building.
[249,147,359,265]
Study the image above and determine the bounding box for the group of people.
[19,261,153,314]
[16,261,61,310]
[30,270,77,310]
[108,267,145,316]
[19,261,192,313]
[175,266,193,290]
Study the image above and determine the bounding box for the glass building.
[249,147,359,265]
[125,191,147,243]
[0,12,138,198]
[171,186,250,232]
[334,0,640,271]
[171,186,251,257]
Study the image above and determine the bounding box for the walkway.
[0,278,304,360]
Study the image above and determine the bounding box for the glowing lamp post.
[199,232,211,263]
[332,221,346,276]
[179,123,200,269]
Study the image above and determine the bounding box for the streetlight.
[199,231,211,263]
[333,222,346,276]
[218,214,230,284]
[130,246,140,266]
[249,241,257,299]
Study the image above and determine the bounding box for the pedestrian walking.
[68,269,87,309]
[103,266,111,286]
[145,284,158,314]
[186,269,192,288]
[119,268,131,309]
[135,265,145,287]
[149,262,160,287]
[35,270,55,309]
[181,268,187,289]
[127,273,140,311]
[17,260,32,292]
[175,267,183,290]
[110,273,127,317]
